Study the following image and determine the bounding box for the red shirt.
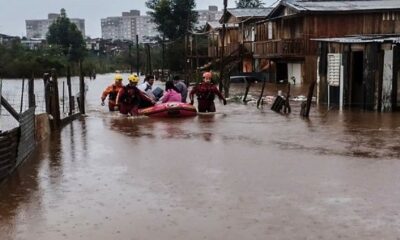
[189,82,225,101]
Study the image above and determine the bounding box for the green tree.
[235,0,265,8]
[46,8,86,62]
[0,42,66,78]
[146,0,198,72]
[146,0,198,40]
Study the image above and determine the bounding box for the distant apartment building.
[26,13,85,39]
[0,33,20,46]
[101,10,158,43]
[196,5,223,28]
[21,38,46,50]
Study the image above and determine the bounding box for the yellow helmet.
[128,74,139,83]
[114,74,123,81]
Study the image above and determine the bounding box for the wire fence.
[1,77,81,130]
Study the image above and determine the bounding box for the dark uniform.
[117,85,154,116]
[189,82,226,113]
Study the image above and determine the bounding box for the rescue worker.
[116,74,155,116]
[101,74,124,111]
[189,72,227,113]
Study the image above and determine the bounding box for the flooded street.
[1,74,400,239]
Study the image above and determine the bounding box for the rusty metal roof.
[313,34,400,43]
[226,8,273,18]
[284,0,400,12]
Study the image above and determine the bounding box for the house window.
[268,22,273,39]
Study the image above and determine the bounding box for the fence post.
[43,73,51,114]
[20,78,25,113]
[50,69,61,128]
[67,65,73,116]
[0,78,2,130]
[28,75,35,108]
[79,60,85,114]
[62,81,65,114]
[301,81,316,118]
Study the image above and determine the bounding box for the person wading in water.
[116,74,155,116]
[101,74,124,111]
[189,71,227,113]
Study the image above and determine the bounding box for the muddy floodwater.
[1,74,400,239]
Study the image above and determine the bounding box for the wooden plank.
[1,96,20,121]
[342,46,350,106]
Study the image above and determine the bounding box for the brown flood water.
[1,74,400,240]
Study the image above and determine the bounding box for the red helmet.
[202,72,212,79]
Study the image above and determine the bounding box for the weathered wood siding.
[255,11,400,84]
[304,12,400,55]
[393,45,400,110]
[382,49,393,111]
[0,128,19,181]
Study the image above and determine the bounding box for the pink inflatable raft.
[139,102,197,118]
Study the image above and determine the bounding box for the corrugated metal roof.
[206,21,222,29]
[285,0,400,12]
[226,8,273,18]
[313,34,400,43]
[206,21,238,30]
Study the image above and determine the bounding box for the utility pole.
[195,34,199,80]
[162,36,165,81]
[185,11,190,86]
[146,43,152,75]
[136,35,140,76]
[129,43,133,74]
[185,34,188,86]
[219,0,228,92]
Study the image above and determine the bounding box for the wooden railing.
[243,41,253,53]
[254,39,305,58]
[216,42,240,57]
[208,41,256,58]
[208,39,304,59]
[208,46,218,58]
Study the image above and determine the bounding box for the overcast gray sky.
[0,0,275,38]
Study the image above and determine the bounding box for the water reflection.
[0,136,52,238]
[340,110,400,159]
[109,116,155,139]
[1,74,400,239]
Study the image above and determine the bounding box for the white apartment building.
[196,5,223,28]
[136,16,159,42]
[101,10,158,43]
[26,13,85,39]
[100,6,222,42]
